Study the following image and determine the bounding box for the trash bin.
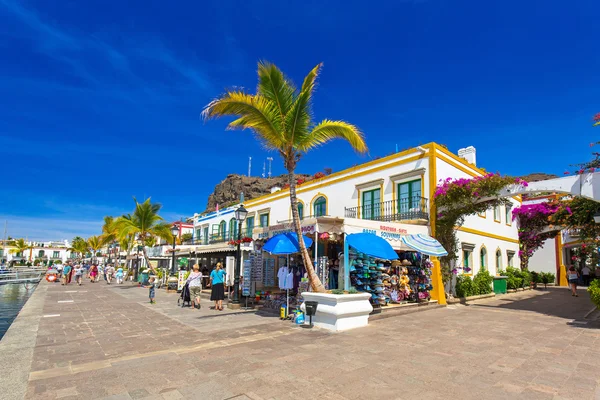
[493,276,508,294]
[140,270,149,285]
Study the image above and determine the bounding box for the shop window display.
[349,250,433,307]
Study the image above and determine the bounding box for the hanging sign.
[177,270,186,291]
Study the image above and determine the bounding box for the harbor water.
[0,282,37,340]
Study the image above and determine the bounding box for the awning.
[401,234,448,256]
[188,242,253,255]
[342,217,429,250]
[346,233,399,260]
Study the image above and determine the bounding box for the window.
[229,218,237,239]
[507,251,515,267]
[203,226,209,245]
[297,203,304,220]
[463,250,471,270]
[245,216,255,237]
[313,196,327,217]
[398,179,422,215]
[219,221,226,237]
[480,247,487,271]
[260,213,269,227]
[362,189,381,220]
[493,206,500,222]
[495,249,502,272]
[195,229,201,241]
[53,251,60,259]
[38,250,45,258]
[505,205,512,225]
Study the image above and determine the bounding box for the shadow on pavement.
[469,287,599,329]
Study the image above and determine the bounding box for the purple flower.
[464,267,471,273]
[452,268,458,275]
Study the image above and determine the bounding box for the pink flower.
[564,171,570,175]
[590,168,596,173]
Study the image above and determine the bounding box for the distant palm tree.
[9,238,32,259]
[100,216,117,244]
[69,237,89,262]
[203,62,367,292]
[87,236,103,264]
[115,198,173,273]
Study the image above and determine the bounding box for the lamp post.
[232,204,248,305]
[170,225,179,276]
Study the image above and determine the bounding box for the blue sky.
[0,0,599,240]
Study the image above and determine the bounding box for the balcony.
[344,197,429,222]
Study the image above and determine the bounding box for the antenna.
[248,156,252,177]
[267,157,273,178]
[262,161,266,178]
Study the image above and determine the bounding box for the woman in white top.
[567,266,579,297]
[186,264,203,309]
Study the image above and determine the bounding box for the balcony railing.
[184,230,255,246]
[345,197,429,222]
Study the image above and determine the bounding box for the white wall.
[528,238,557,274]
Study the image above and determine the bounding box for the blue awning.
[263,232,313,255]
[346,233,399,260]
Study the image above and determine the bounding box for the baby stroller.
[178,282,191,308]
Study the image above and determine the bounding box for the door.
[398,179,422,217]
[362,188,381,220]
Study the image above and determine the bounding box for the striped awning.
[401,234,448,256]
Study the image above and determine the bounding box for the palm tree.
[69,237,89,262]
[100,216,118,244]
[9,238,32,260]
[203,62,367,292]
[87,236,104,264]
[115,198,173,273]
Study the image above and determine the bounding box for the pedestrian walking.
[186,264,203,310]
[105,264,115,284]
[148,276,156,304]
[568,266,579,297]
[97,264,103,282]
[210,263,226,311]
[62,263,72,286]
[89,264,98,283]
[56,263,64,279]
[74,264,83,286]
[581,265,591,286]
[115,267,124,284]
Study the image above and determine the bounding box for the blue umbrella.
[346,233,399,260]
[262,232,314,255]
[401,234,448,256]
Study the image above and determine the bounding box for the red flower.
[593,112,600,122]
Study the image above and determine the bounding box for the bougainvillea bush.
[512,201,564,269]
[434,173,526,282]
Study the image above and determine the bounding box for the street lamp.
[232,205,248,305]
[170,224,179,276]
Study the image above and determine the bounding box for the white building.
[187,142,521,285]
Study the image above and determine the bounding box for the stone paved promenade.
[1,280,599,400]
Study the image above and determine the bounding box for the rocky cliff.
[204,173,311,213]
[520,172,558,182]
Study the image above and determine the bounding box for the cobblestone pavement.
[15,281,600,400]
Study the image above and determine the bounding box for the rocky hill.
[520,172,558,182]
[204,173,311,213]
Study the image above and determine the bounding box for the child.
[148,276,156,304]
[74,265,83,286]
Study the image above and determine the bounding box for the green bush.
[538,272,555,289]
[455,275,475,298]
[518,269,532,288]
[473,270,493,295]
[588,280,600,309]
[504,267,524,290]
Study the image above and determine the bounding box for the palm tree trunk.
[288,170,326,293]
[141,246,156,274]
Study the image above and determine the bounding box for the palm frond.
[202,90,285,150]
[257,61,297,125]
[300,63,322,95]
[285,87,312,145]
[298,120,367,153]
[149,223,174,243]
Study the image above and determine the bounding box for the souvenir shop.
[249,217,447,314]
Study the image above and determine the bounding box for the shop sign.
[256,223,316,239]
[362,224,408,242]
